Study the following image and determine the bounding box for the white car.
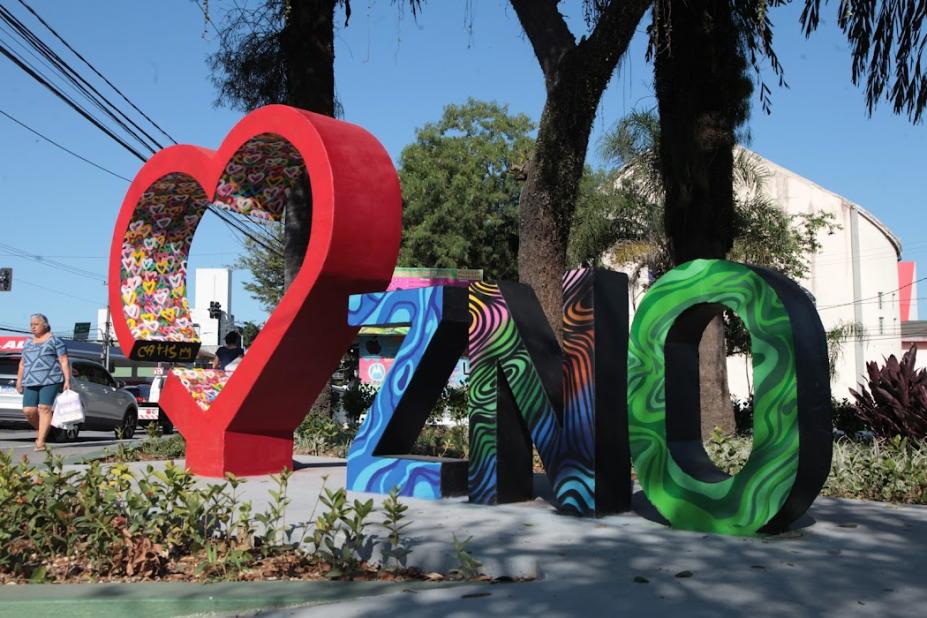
[0,354,139,441]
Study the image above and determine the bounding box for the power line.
[0,108,132,182]
[15,0,178,145]
[0,41,149,162]
[1,3,285,258]
[16,277,104,306]
[817,276,927,310]
[0,5,161,155]
[188,0,223,39]
[0,241,106,283]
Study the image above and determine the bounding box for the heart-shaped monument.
[108,105,401,476]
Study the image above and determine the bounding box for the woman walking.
[15,314,70,451]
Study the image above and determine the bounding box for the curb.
[0,580,455,618]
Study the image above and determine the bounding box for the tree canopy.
[398,99,535,282]
[234,221,285,312]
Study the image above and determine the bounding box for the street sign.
[73,322,91,342]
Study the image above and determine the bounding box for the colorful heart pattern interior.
[119,133,307,409]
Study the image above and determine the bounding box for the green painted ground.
[0,580,449,618]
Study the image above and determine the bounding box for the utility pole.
[102,305,112,370]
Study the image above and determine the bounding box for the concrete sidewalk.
[3,455,926,617]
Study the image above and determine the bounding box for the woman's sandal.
[33,445,46,452]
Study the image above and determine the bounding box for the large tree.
[650,0,765,435]
[398,99,535,282]
[645,0,926,434]
[509,0,651,339]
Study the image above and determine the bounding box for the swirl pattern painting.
[346,286,469,498]
[468,268,630,516]
[628,260,832,535]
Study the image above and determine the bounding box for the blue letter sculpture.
[346,286,469,498]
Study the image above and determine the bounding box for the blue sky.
[0,0,924,337]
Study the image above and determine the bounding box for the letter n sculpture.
[468,268,631,516]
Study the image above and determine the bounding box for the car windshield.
[0,357,19,378]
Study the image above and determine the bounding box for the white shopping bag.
[52,389,85,428]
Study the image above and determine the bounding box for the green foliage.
[731,396,871,438]
[579,109,838,286]
[254,469,292,551]
[832,397,871,438]
[826,321,863,382]
[398,99,535,281]
[851,345,927,439]
[801,0,927,123]
[340,382,378,422]
[731,396,754,437]
[103,434,187,463]
[240,320,262,347]
[380,487,411,570]
[308,486,375,579]
[234,221,285,312]
[450,534,483,579]
[0,452,418,582]
[706,432,927,505]
[428,382,468,424]
[413,425,469,460]
[294,414,355,457]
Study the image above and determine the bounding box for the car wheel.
[117,409,137,439]
[49,424,80,443]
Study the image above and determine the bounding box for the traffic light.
[208,301,222,319]
[0,268,11,292]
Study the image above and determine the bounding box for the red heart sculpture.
[107,105,401,476]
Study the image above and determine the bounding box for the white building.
[191,268,235,349]
[612,152,912,402]
[723,154,909,400]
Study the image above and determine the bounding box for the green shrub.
[730,396,871,438]
[340,382,378,422]
[294,414,356,457]
[705,432,927,505]
[412,424,468,459]
[102,434,187,463]
[428,382,469,425]
[851,345,927,439]
[0,452,419,583]
[832,398,870,437]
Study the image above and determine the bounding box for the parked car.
[0,353,139,442]
[123,376,173,434]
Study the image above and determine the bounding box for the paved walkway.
[2,455,925,617]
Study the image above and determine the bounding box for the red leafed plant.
[850,345,927,439]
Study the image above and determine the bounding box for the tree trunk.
[654,0,753,436]
[282,0,336,117]
[518,89,594,342]
[699,315,734,436]
[282,0,337,414]
[511,0,650,341]
[281,0,335,289]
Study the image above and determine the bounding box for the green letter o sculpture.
[628,260,832,535]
